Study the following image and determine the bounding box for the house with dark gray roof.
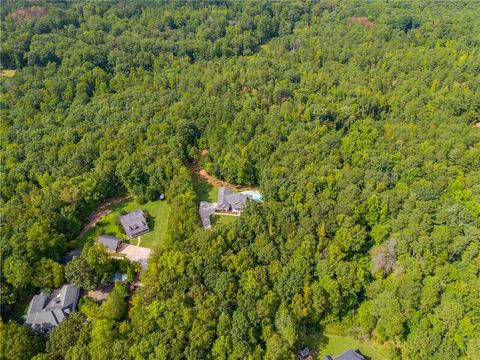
[60,247,82,265]
[324,349,365,360]
[119,210,149,239]
[298,347,313,360]
[216,187,252,213]
[98,234,123,252]
[24,284,80,333]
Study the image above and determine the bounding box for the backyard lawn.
[212,214,239,226]
[193,174,218,202]
[75,198,170,250]
[193,175,242,227]
[305,333,390,360]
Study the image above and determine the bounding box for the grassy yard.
[193,175,241,227]
[305,333,390,360]
[0,69,16,77]
[193,174,218,202]
[193,175,250,228]
[75,198,170,250]
[211,214,239,226]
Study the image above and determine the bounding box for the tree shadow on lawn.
[108,200,132,213]
[144,211,156,235]
[313,333,330,353]
[192,174,216,202]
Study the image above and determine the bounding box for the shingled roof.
[119,210,149,239]
[24,284,80,333]
[324,349,365,360]
[98,234,123,252]
[217,187,251,212]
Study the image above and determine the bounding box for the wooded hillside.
[1,1,479,359]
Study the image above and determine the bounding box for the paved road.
[199,201,217,228]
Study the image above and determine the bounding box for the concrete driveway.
[118,244,152,270]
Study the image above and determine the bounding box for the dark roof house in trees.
[119,210,150,239]
[324,349,365,360]
[24,284,80,333]
[216,187,251,213]
[97,235,123,253]
[297,347,314,360]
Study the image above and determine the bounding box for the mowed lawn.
[0,69,16,77]
[193,174,218,202]
[212,214,239,226]
[77,198,170,250]
[305,333,390,360]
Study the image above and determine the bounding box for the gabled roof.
[334,349,365,360]
[218,187,232,207]
[119,210,146,224]
[119,210,149,238]
[27,293,48,314]
[217,187,251,211]
[60,247,82,265]
[58,283,80,308]
[25,284,80,332]
[98,235,123,252]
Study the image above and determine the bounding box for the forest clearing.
[74,198,170,250]
[305,333,390,360]
[0,69,15,77]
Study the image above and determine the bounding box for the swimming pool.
[241,191,263,201]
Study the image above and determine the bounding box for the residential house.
[324,349,365,360]
[60,248,81,265]
[297,347,314,360]
[98,234,123,253]
[119,210,150,239]
[24,284,80,333]
[216,187,252,213]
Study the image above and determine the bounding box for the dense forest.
[1,1,479,359]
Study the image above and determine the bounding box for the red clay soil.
[187,159,254,192]
[346,16,374,28]
[10,6,47,24]
[197,169,252,191]
[76,196,129,239]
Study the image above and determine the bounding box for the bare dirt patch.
[187,159,254,192]
[87,285,113,302]
[346,16,374,28]
[10,6,47,24]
